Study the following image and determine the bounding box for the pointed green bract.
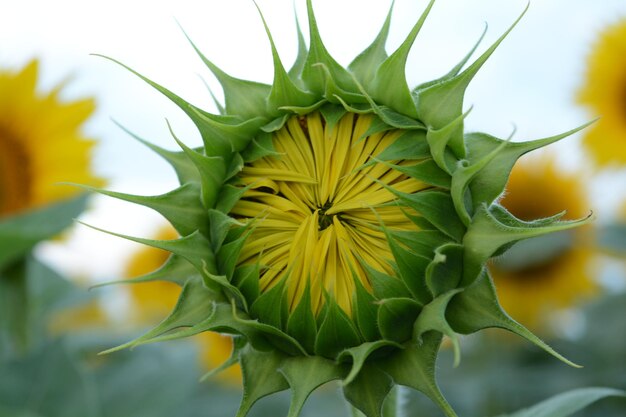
[91,2,596,417]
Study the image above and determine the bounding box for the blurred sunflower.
[0,59,102,217]
[578,18,626,167]
[125,226,241,385]
[489,154,597,330]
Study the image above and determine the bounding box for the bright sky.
[1,0,625,281]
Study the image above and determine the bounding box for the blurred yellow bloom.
[578,18,626,167]
[0,59,102,217]
[126,226,242,385]
[489,155,597,330]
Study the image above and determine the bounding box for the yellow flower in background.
[490,155,597,330]
[578,18,626,167]
[125,226,241,386]
[0,59,102,217]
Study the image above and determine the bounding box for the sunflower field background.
[1,0,625,416]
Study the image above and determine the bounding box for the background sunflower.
[0,59,102,218]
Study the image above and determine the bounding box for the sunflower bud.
[90,2,592,416]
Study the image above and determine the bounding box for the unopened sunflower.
[88,2,592,416]
[490,154,597,331]
[0,59,102,217]
[578,18,626,167]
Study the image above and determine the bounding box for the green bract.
[88,1,592,416]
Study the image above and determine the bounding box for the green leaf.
[343,363,394,417]
[385,232,432,305]
[369,0,435,118]
[279,355,348,417]
[374,130,430,161]
[378,332,458,417]
[232,264,260,306]
[315,297,361,358]
[0,194,88,269]
[338,340,400,386]
[496,387,626,417]
[249,277,287,330]
[380,158,451,188]
[425,243,464,296]
[446,271,580,368]
[237,345,290,417]
[378,298,422,343]
[353,275,382,342]
[364,262,412,300]
[319,103,348,132]
[426,108,471,174]
[288,8,308,83]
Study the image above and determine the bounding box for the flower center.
[0,125,31,217]
[231,112,427,316]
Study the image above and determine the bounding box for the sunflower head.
[90,2,592,416]
[0,59,102,218]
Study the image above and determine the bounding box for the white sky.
[1,0,625,281]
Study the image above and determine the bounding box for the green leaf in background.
[597,223,626,255]
[0,194,88,269]
[496,387,625,417]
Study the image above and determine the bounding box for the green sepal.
[216,184,250,214]
[425,244,464,296]
[200,268,248,312]
[364,262,412,300]
[314,296,361,358]
[387,190,466,241]
[412,23,487,92]
[446,271,581,368]
[249,277,287,330]
[0,194,88,269]
[414,4,529,158]
[353,275,382,342]
[286,283,317,354]
[232,264,260,305]
[360,116,394,140]
[254,4,318,112]
[426,108,472,174]
[369,0,435,118]
[261,114,290,133]
[91,254,195,289]
[75,183,208,237]
[208,209,239,253]
[200,335,246,382]
[374,129,430,163]
[385,232,432,305]
[97,55,263,156]
[343,363,394,417]
[112,120,200,184]
[451,138,508,226]
[279,355,349,417]
[279,99,326,115]
[180,27,272,120]
[302,0,358,95]
[237,345,290,417]
[315,63,369,106]
[99,276,217,354]
[338,340,400,385]
[389,230,451,259]
[380,158,451,188]
[288,8,308,83]
[168,126,226,209]
[413,290,463,367]
[348,1,393,88]
[216,229,251,281]
[78,224,218,278]
[465,120,595,208]
[377,298,422,343]
[378,332,458,417]
[319,103,348,132]
[498,387,626,417]
[463,204,592,286]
